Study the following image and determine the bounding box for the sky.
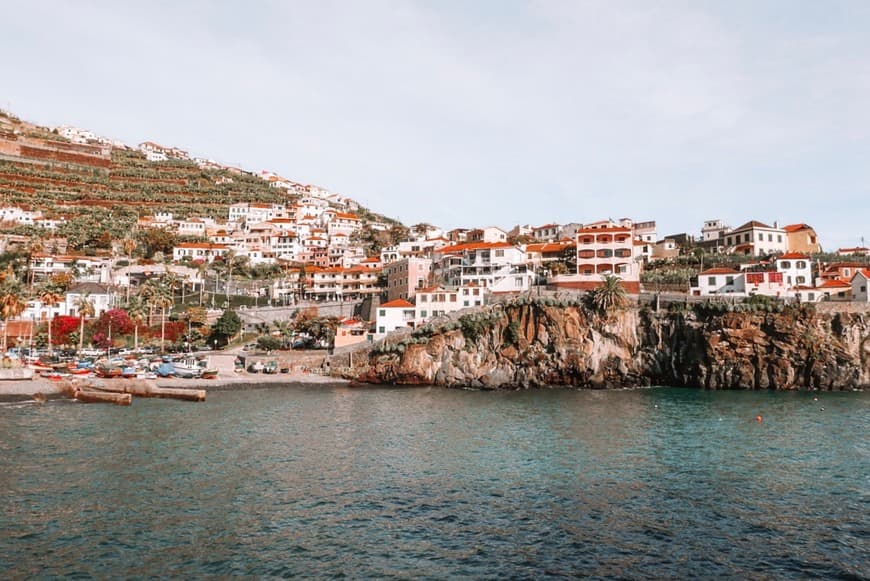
[2,0,869,249]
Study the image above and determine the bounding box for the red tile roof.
[777,252,810,260]
[818,279,851,289]
[380,299,415,308]
[782,223,813,233]
[436,241,514,254]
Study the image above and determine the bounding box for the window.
[708,277,716,285]
[768,234,773,242]
[419,295,427,302]
[744,233,750,242]
[378,310,385,317]
[797,276,806,284]
[780,261,791,269]
[378,326,385,334]
[726,276,734,285]
[420,310,427,318]
[463,300,469,307]
[758,233,763,241]
[495,250,504,257]
[777,235,782,243]
[796,261,806,269]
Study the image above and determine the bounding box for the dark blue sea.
[1,386,867,579]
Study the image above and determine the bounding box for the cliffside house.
[551,221,640,293]
[851,269,870,302]
[375,298,417,337]
[722,221,787,256]
[774,253,813,288]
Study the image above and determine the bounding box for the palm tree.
[74,294,95,353]
[25,237,44,290]
[224,249,237,304]
[196,261,209,306]
[151,284,173,353]
[587,275,627,314]
[37,286,63,356]
[0,279,26,353]
[126,296,148,351]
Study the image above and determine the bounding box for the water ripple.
[0,386,867,578]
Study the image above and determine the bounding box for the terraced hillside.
[0,143,288,222]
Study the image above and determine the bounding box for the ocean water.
[0,386,867,579]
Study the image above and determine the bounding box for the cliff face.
[350,300,870,390]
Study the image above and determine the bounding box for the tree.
[137,227,178,259]
[37,286,63,355]
[585,275,627,314]
[92,309,134,348]
[210,309,241,347]
[256,335,282,352]
[0,278,26,353]
[126,296,148,351]
[73,294,95,353]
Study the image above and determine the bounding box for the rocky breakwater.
[348,296,870,390]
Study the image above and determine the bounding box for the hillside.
[0,109,399,233]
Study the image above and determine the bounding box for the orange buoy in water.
[755,415,763,422]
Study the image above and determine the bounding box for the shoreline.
[0,371,350,400]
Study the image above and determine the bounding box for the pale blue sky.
[3,1,869,249]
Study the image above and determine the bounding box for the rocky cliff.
[348,297,870,390]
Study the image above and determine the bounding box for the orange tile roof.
[380,299,415,308]
[526,242,575,253]
[777,252,810,260]
[436,241,514,254]
[782,223,812,233]
[818,279,851,289]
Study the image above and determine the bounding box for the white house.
[723,221,787,256]
[375,299,417,337]
[467,227,508,243]
[774,253,813,288]
[692,268,745,296]
[172,243,229,263]
[701,219,730,243]
[414,286,461,320]
[65,283,115,317]
[850,269,870,302]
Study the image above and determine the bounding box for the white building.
[0,206,40,226]
[172,243,229,263]
[701,219,730,243]
[774,253,813,288]
[375,299,417,337]
[723,221,787,256]
[851,269,870,302]
[692,268,745,296]
[467,227,508,243]
[65,283,115,317]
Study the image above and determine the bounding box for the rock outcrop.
[348,298,870,390]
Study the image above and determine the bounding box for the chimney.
[774,221,779,228]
